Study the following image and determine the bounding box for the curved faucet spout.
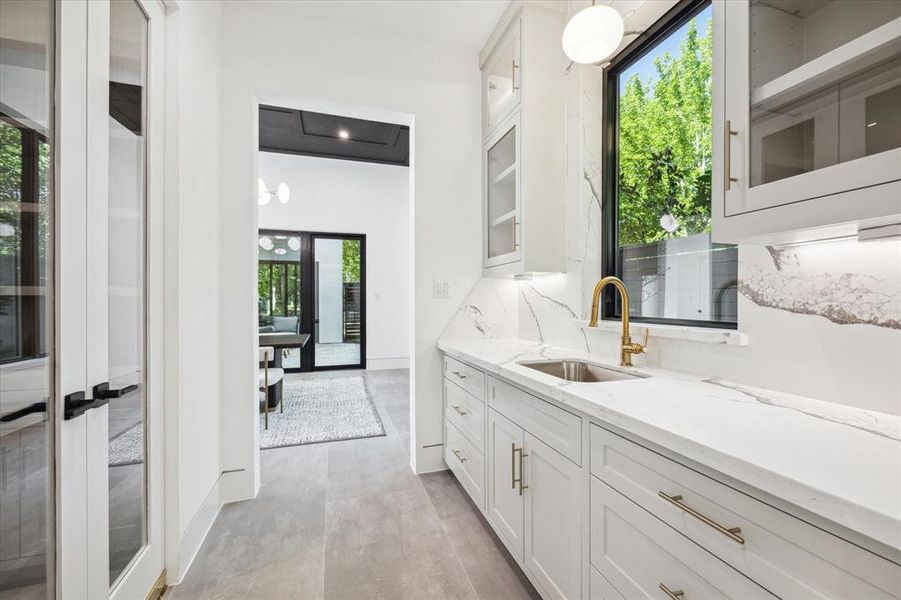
[587,276,645,366]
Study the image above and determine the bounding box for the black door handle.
[63,391,109,420]
[0,400,47,422]
[93,382,139,399]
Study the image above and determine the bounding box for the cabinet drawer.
[488,376,581,466]
[444,379,484,451]
[590,566,624,600]
[590,425,901,599]
[590,477,774,599]
[445,419,485,508]
[444,355,485,402]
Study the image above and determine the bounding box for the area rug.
[109,424,144,467]
[260,375,385,450]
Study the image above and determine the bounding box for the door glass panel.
[748,1,901,187]
[0,0,54,598]
[107,0,147,586]
[486,126,517,260]
[314,237,362,368]
[485,32,518,130]
[258,234,302,369]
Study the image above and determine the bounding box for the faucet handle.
[641,327,650,349]
[626,328,650,357]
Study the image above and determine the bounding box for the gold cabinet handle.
[658,492,745,545]
[659,583,684,600]
[724,120,738,191]
[451,404,467,416]
[517,447,528,495]
[512,59,519,93]
[451,370,467,379]
[452,448,467,463]
[511,442,517,489]
[512,217,520,248]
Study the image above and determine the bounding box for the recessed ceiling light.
[274,248,287,256]
[259,237,273,250]
[867,121,878,128]
[288,237,301,251]
[338,129,350,140]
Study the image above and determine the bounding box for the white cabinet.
[487,408,525,559]
[480,3,566,276]
[713,0,901,244]
[486,407,583,600]
[523,433,582,600]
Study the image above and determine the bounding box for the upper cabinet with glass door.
[713,0,901,244]
[480,3,566,276]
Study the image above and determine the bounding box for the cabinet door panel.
[484,114,522,269]
[487,408,524,560]
[523,433,582,600]
[482,18,521,136]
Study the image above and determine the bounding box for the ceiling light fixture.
[288,237,301,251]
[259,237,274,250]
[338,129,350,140]
[562,1,638,65]
[274,248,287,256]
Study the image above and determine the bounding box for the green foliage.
[618,17,713,246]
[342,239,360,283]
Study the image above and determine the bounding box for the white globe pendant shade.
[277,182,290,204]
[562,4,624,65]
[258,178,270,206]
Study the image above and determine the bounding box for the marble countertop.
[437,338,901,552]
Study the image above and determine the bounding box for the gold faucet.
[588,276,646,367]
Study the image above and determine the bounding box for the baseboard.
[170,469,247,584]
[412,444,446,474]
[366,357,410,370]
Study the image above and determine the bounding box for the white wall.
[258,153,412,368]
[163,0,225,582]
[218,0,484,494]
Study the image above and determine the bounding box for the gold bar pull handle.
[659,583,684,600]
[451,405,467,416]
[724,120,738,191]
[517,448,528,496]
[511,443,518,489]
[452,448,467,463]
[512,60,519,93]
[451,370,467,379]
[512,217,519,249]
[658,491,745,545]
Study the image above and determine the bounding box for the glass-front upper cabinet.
[484,113,520,268]
[715,1,901,243]
[482,18,521,137]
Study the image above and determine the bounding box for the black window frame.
[601,0,736,330]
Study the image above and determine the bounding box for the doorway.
[258,230,367,372]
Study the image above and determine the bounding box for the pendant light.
[562,1,628,65]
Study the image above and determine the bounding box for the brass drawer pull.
[658,491,745,545]
[724,120,738,191]
[512,59,519,93]
[517,447,528,496]
[452,448,467,463]
[511,442,517,489]
[659,583,684,599]
[451,370,467,379]
[451,405,467,416]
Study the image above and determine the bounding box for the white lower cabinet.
[487,408,525,560]
[440,354,901,600]
[590,478,775,599]
[523,432,582,600]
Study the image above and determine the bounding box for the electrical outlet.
[433,279,451,299]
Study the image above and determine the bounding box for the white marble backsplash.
[442,55,901,415]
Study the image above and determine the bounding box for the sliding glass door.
[257,231,366,372]
[312,234,365,370]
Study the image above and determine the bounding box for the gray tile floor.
[168,369,539,600]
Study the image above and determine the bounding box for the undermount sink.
[518,359,648,383]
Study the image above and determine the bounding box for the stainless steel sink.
[518,359,647,383]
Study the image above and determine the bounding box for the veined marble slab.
[437,338,901,552]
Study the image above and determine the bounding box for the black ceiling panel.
[259,105,409,167]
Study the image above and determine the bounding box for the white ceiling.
[290,0,512,52]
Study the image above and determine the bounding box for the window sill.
[578,319,749,347]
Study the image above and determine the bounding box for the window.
[603,0,737,328]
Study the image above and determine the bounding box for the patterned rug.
[109,424,144,467]
[260,375,385,450]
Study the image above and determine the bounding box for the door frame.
[257,229,367,372]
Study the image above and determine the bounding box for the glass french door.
[1,0,165,598]
[257,231,366,372]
